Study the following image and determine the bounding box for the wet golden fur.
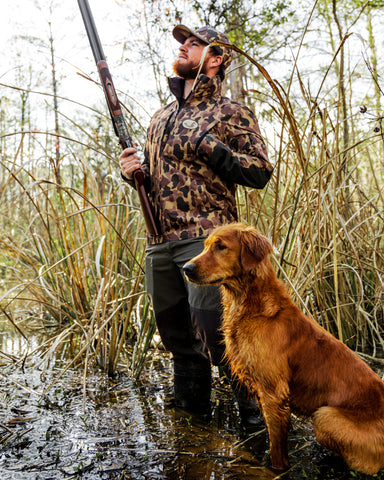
[183,223,384,474]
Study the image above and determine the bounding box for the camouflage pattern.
[142,74,273,245]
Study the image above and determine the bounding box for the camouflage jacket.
[140,74,273,245]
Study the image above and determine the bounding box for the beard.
[172,59,199,79]
[173,57,208,80]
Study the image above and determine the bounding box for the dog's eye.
[215,243,227,251]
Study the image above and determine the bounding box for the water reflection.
[0,321,28,358]
[0,333,380,480]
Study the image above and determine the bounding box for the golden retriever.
[183,223,384,474]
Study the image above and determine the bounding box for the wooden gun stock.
[132,169,159,237]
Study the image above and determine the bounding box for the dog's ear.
[239,228,272,271]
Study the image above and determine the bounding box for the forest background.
[1,0,383,379]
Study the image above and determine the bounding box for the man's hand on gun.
[119,147,142,181]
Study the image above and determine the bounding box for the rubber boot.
[173,359,212,420]
[223,366,264,434]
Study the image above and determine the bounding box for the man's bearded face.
[173,36,211,79]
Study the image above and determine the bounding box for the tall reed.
[239,40,384,354]
[0,128,155,379]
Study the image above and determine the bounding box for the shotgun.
[77,0,159,236]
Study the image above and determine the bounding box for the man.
[119,25,273,426]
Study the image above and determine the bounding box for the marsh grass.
[1,41,383,385]
[237,40,384,353]
[0,131,156,380]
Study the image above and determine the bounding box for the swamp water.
[0,322,382,480]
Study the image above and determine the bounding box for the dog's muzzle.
[183,263,198,282]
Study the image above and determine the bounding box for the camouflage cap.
[172,25,232,74]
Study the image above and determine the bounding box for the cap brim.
[172,25,209,45]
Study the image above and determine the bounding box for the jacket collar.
[168,74,223,103]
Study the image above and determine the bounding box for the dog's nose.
[183,263,196,279]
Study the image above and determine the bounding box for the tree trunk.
[366,7,382,117]
[332,0,350,179]
[49,21,61,185]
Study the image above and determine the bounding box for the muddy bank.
[1,355,379,480]
[0,323,383,479]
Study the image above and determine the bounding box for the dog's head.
[183,223,272,286]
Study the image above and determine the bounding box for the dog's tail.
[313,405,384,474]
